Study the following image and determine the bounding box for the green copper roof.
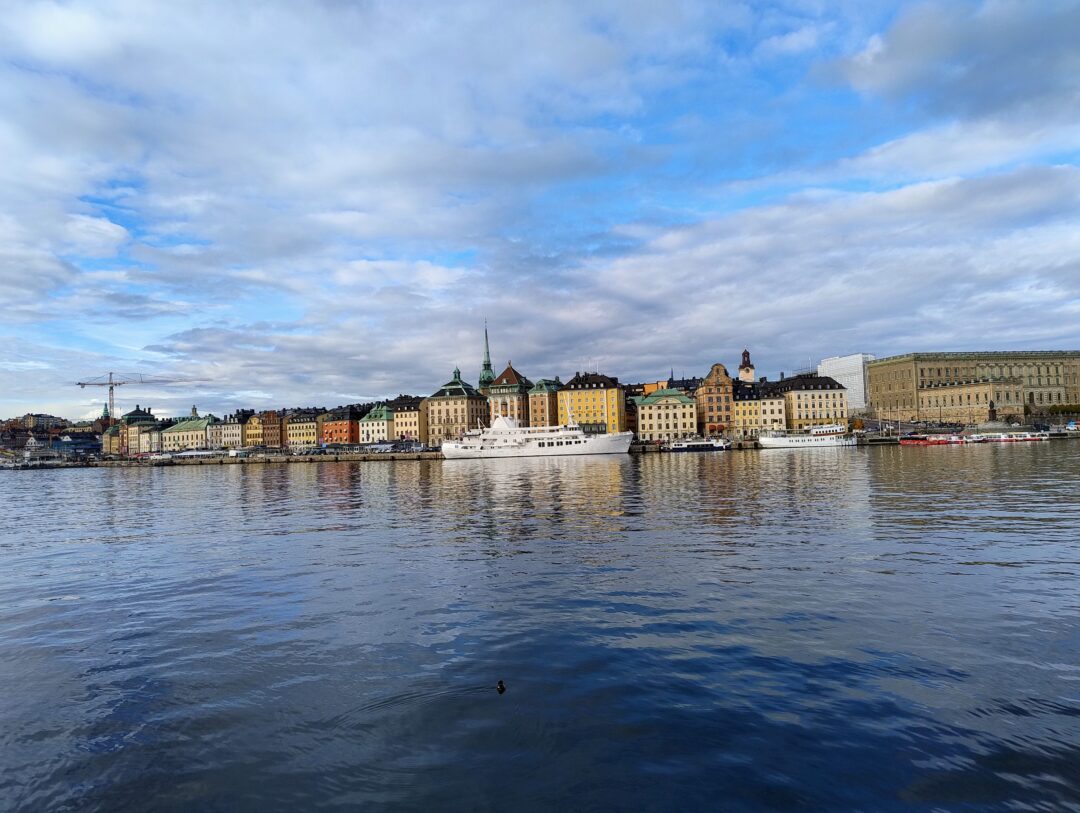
[162,416,216,433]
[633,388,696,406]
[360,404,393,422]
[431,367,482,399]
[528,377,562,394]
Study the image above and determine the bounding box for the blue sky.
[2,0,1079,419]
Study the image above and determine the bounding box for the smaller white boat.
[665,437,732,452]
[758,423,856,449]
[969,432,1050,443]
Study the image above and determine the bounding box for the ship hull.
[758,434,857,449]
[442,431,633,459]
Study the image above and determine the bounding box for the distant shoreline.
[7,434,1079,471]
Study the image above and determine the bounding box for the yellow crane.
[76,372,193,422]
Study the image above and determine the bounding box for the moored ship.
[967,431,1050,443]
[441,416,633,459]
[900,434,971,446]
[665,437,732,452]
[757,423,856,449]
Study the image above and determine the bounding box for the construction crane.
[76,372,193,422]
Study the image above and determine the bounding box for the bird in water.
[496,680,506,695]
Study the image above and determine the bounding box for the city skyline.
[4,1,1080,418]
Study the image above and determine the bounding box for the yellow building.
[731,382,787,439]
[867,351,1080,421]
[764,374,848,430]
[387,396,427,441]
[244,414,264,447]
[558,372,627,435]
[426,368,489,447]
[161,415,215,452]
[102,425,121,456]
[917,379,1025,424]
[696,363,734,436]
[528,378,561,427]
[285,411,321,450]
[633,389,697,442]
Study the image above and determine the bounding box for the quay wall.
[9,434,1080,470]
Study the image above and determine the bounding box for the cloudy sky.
[3,0,1079,419]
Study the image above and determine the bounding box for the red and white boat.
[899,434,971,446]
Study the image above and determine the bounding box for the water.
[2,445,1079,812]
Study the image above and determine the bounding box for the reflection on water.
[2,445,1080,811]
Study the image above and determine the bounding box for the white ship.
[441,416,633,459]
[757,423,857,449]
[666,437,732,452]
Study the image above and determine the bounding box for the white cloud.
[1,1,1078,417]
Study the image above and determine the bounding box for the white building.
[817,353,875,411]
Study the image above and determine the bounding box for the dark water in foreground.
[2,445,1080,812]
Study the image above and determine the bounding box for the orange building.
[320,406,364,445]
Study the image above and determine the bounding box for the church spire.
[479,320,495,393]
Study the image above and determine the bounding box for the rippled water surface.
[3,445,1080,811]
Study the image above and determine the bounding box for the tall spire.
[479,320,495,393]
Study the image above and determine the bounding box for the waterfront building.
[478,326,496,397]
[359,404,394,444]
[321,405,365,446]
[762,374,848,430]
[152,421,172,453]
[161,411,217,452]
[258,410,284,449]
[528,378,562,428]
[558,372,627,435]
[124,422,152,456]
[207,421,224,450]
[217,411,253,449]
[119,405,156,456]
[427,368,489,447]
[138,419,176,454]
[102,425,120,456]
[918,378,1026,425]
[818,353,875,411]
[731,381,787,439]
[244,413,264,447]
[284,410,322,450]
[387,395,427,442]
[867,351,1080,421]
[633,389,697,442]
[695,363,734,436]
[737,349,756,384]
[488,362,533,424]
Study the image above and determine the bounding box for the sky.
[2,0,1079,420]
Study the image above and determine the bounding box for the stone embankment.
[8,433,1078,470]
